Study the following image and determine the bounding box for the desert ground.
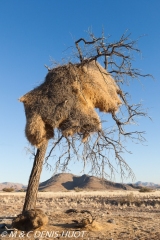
[0,190,160,240]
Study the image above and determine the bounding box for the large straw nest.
[20,60,121,147]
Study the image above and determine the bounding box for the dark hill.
[39,173,133,191]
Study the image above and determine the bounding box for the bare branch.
[38,30,152,181]
[75,30,153,84]
[44,64,51,71]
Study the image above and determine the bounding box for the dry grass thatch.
[12,209,48,231]
[20,60,121,147]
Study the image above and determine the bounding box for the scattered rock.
[107,219,115,224]
[0,223,6,229]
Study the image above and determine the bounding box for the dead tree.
[43,30,152,179]
[15,30,151,230]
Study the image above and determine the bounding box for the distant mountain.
[128,181,160,189]
[1,176,159,192]
[134,181,160,188]
[39,173,133,192]
[0,182,26,190]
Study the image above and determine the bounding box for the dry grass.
[0,191,160,239]
[1,189,160,197]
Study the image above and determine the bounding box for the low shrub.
[126,192,135,202]
[18,189,26,192]
[74,187,83,192]
[2,188,15,192]
[139,187,152,193]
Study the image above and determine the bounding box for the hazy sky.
[0,0,159,184]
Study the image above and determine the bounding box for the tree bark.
[23,141,48,213]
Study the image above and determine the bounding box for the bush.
[139,187,152,193]
[18,188,26,192]
[74,187,83,192]
[126,192,135,202]
[2,188,15,192]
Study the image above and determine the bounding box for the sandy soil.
[0,190,160,239]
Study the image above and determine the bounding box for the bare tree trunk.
[23,141,48,212]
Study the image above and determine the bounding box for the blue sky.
[0,0,160,184]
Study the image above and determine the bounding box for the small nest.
[20,60,121,147]
[66,209,99,230]
[12,209,48,231]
